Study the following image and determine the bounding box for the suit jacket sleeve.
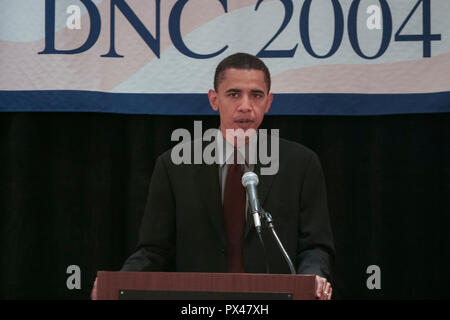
[121,153,176,271]
[296,151,335,280]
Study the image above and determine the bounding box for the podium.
[96,271,316,300]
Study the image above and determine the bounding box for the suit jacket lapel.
[195,163,227,247]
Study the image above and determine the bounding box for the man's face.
[208,68,273,142]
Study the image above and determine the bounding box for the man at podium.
[93,53,335,300]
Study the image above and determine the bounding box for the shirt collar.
[216,128,258,167]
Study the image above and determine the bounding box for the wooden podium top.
[97,271,316,300]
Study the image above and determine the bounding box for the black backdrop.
[1,112,449,300]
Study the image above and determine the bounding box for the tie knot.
[231,152,243,174]
[233,148,239,164]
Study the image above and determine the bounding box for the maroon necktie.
[223,152,246,273]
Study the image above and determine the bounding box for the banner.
[1,0,449,115]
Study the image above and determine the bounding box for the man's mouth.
[234,119,255,129]
[234,119,255,131]
[234,119,254,124]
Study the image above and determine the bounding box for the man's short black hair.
[213,53,271,92]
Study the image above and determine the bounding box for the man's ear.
[208,89,219,111]
[264,93,274,114]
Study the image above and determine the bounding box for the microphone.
[241,171,262,233]
[241,171,295,274]
[242,171,296,274]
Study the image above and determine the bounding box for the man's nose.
[237,95,252,112]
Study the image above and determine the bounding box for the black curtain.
[1,112,449,299]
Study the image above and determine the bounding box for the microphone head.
[242,171,259,187]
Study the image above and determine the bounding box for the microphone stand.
[255,225,270,274]
[259,208,296,275]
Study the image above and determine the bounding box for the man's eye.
[229,92,239,97]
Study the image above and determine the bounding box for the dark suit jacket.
[121,137,335,279]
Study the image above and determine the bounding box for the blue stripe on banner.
[0,90,449,115]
